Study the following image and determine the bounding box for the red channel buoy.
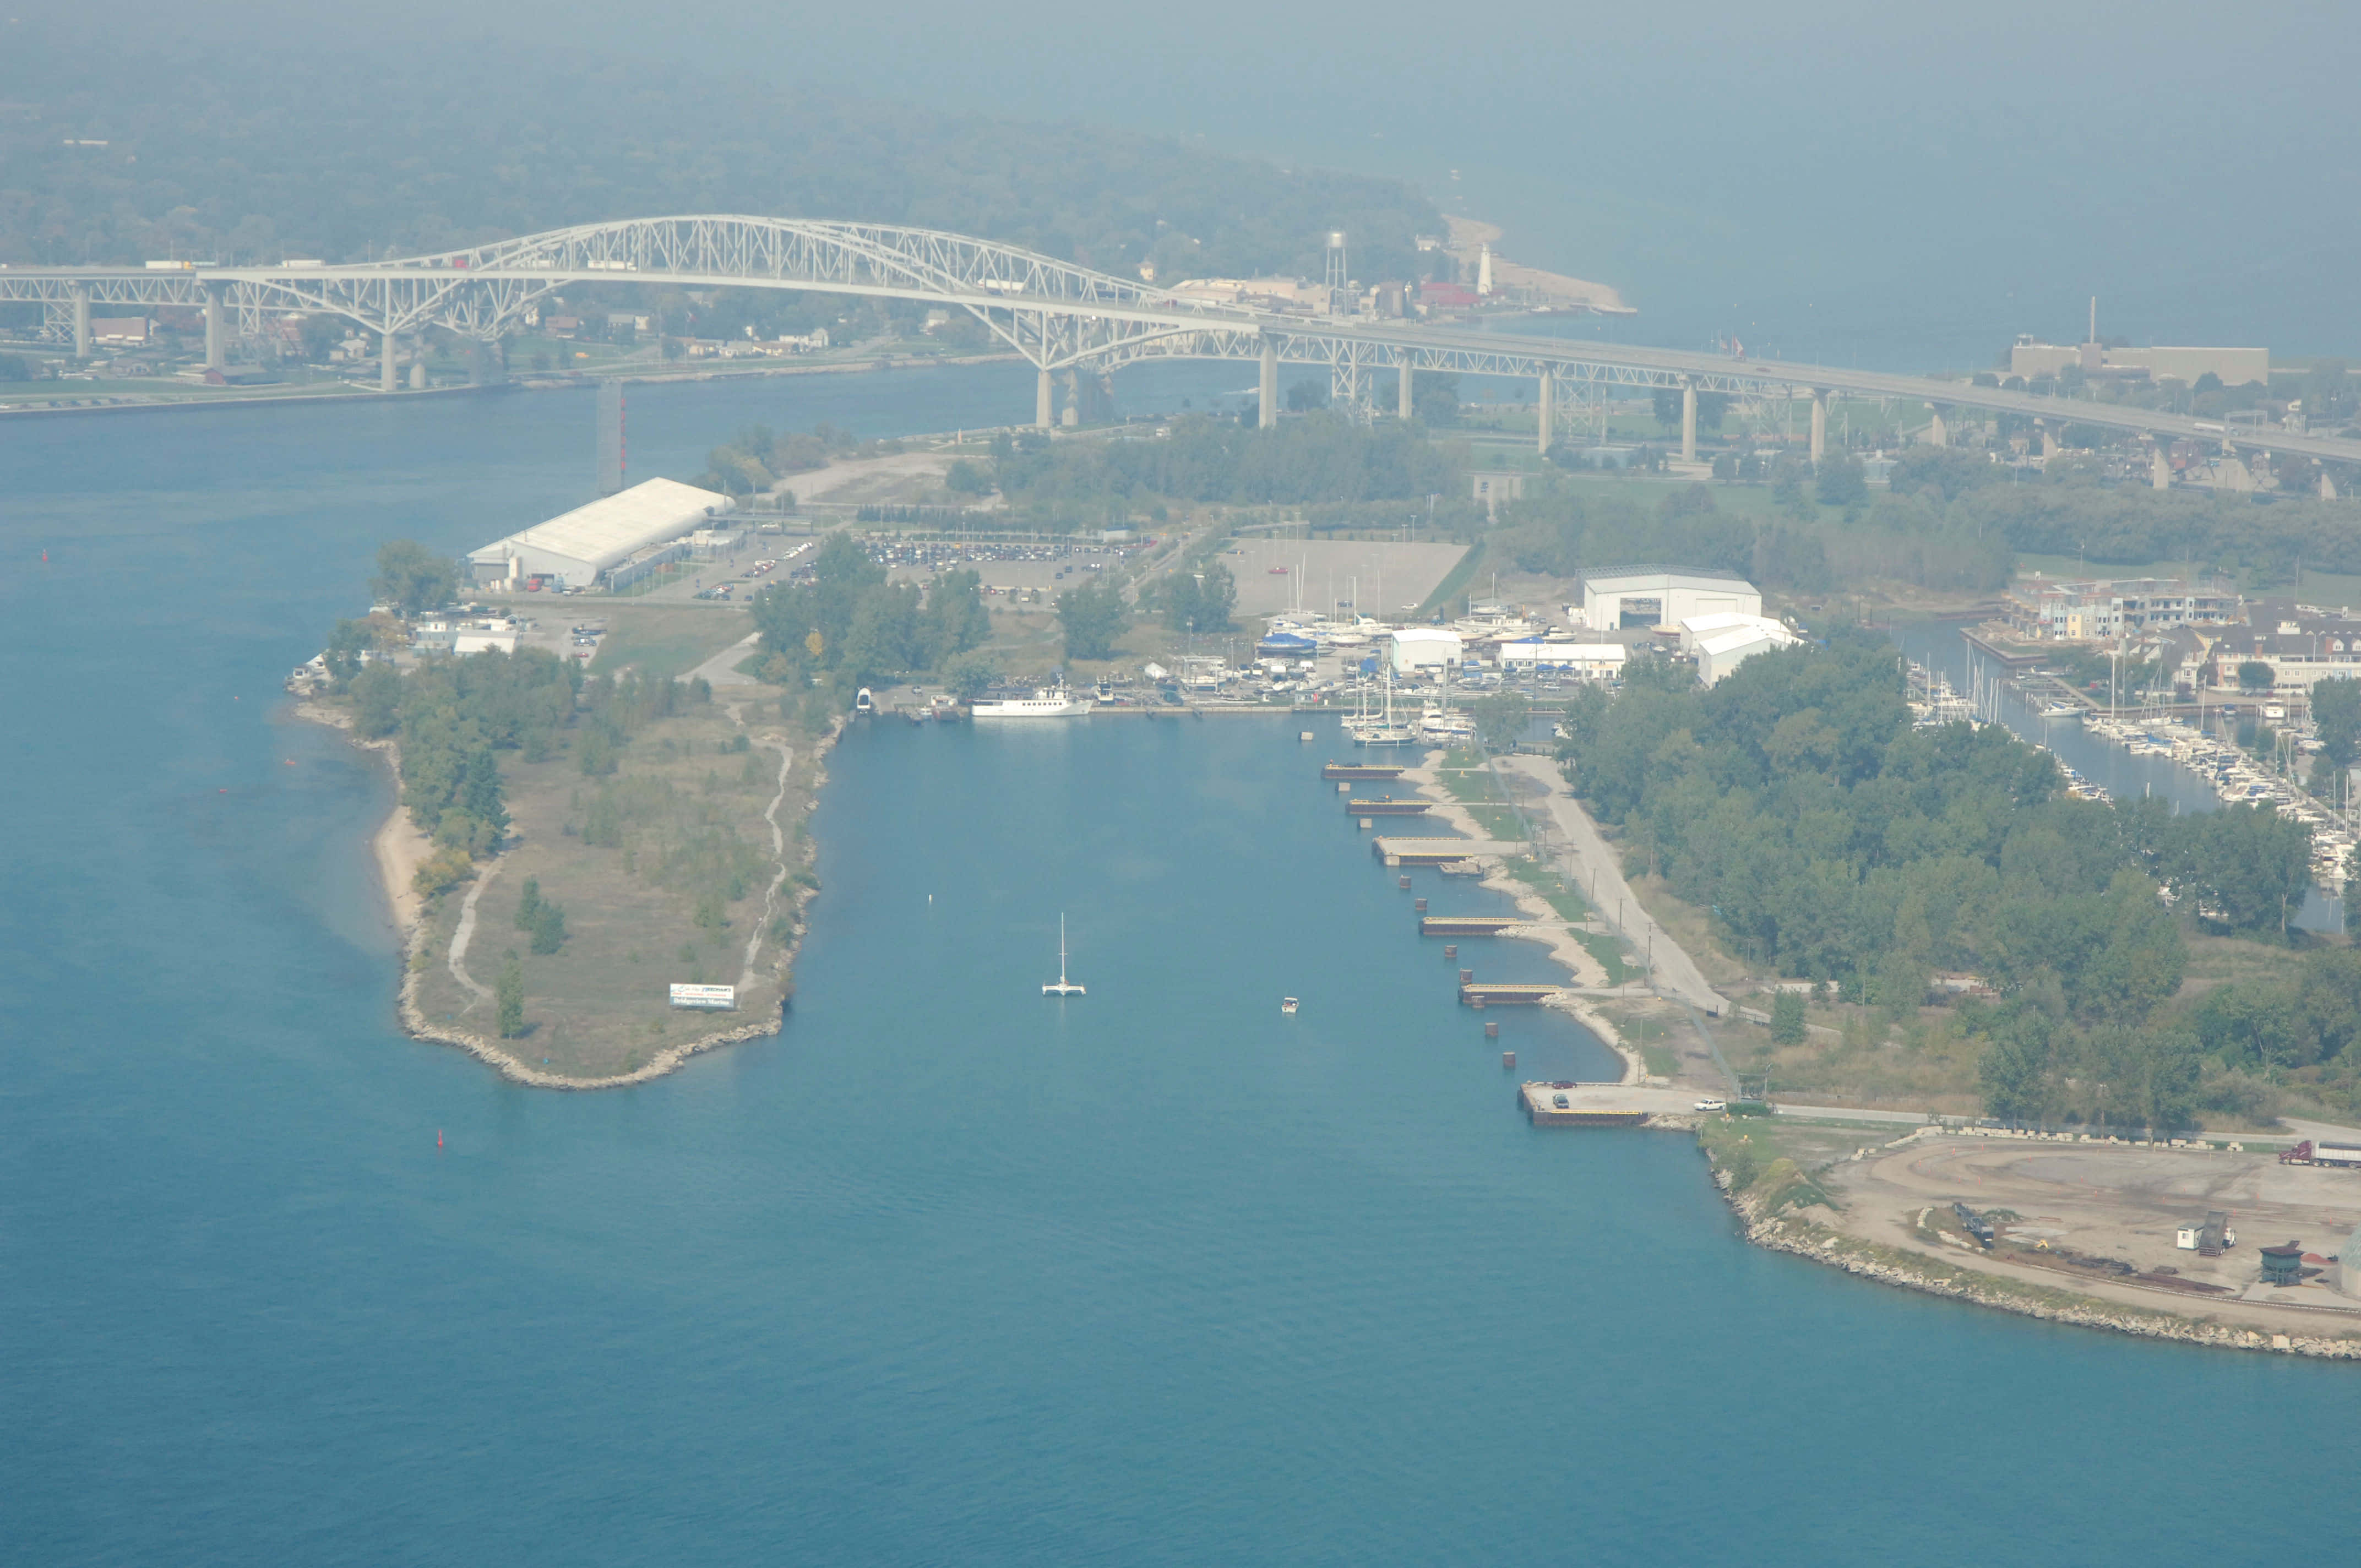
[436,1129,444,1150]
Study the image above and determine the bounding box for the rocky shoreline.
[1715,1166,2361,1361]
[297,693,839,1090]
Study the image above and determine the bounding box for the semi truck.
[2277,1140,2361,1168]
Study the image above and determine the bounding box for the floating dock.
[1348,798,1432,815]
[1421,915,1523,937]
[1461,982,1562,1006]
[1323,761,1407,781]
[1521,1082,1649,1126]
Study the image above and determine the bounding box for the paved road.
[1499,753,1731,1018]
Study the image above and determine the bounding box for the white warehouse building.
[1695,624,1799,685]
[1571,565,1760,633]
[468,477,733,590]
[1389,628,1465,673]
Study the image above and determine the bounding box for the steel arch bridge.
[6,213,2354,470]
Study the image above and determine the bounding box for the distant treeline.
[989,416,1471,529]
[1888,448,2361,580]
[0,21,1439,285]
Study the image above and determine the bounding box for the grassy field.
[409,694,817,1079]
[1497,854,1645,984]
[1436,749,1529,841]
[587,604,754,679]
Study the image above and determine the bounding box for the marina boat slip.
[1347,798,1432,815]
[1322,761,1407,781]
[1419,915,1524,937]
[975,685,1094,718]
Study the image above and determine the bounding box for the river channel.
[3,368,2354,1565]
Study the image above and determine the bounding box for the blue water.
[5,379,2357,1566]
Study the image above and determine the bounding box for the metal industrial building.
[1571,567,1760,632]
[467,477,732,590]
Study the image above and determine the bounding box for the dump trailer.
[2280,1140,2361,1168]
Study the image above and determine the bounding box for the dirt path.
[447,857,508,1006]
[741,741,797,994]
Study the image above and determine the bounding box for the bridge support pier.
[1680,383,1697,464]
[1398,360,1413,420]
[1259,340,1278,429]
[1060,368,1079,428]
[203,283,226,370]
[1036,365,1053,430]
[1809,390,1826,463]
[1928,410,1949,448]
[381,329,398,394]
[1537,372,1553,456]
[70,282,89,360]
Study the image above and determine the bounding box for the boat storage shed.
[468,477,733,589]
[1572,566,1759,632]
[1695,624,1797,685]
[1389,628,1465,674]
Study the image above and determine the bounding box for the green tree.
[529,899,567,955]
[369,540,459,615]
[1770,991,1807,1046]
[1197,563,1238,631]
[1413,371,1461,426]
[496,956,525,1038]
[944,652,998,701]
[922,568,992,665]
[944,458,990,496]
[1472,690,1531,752]
[1815,453,1867,507]
[514,875,542,931]
[2237,660,2275,693]
[0,352,32,382]
[2309,676,2361,797]
[1055,578,1129,661]
[1285,377,1329,413]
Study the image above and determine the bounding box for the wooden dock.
[1323,761,1407,781]
[1348,798,1432,815]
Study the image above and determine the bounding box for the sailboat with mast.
[1349,663,1417,748]
[1042,914,1086,997]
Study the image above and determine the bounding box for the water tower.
[1325,231,1348,317]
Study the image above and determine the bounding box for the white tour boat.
[973,686,1095,718]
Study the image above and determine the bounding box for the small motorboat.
[1281,997,1299,1015]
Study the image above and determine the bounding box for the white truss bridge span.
[6,214,2352,467]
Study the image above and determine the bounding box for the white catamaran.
[1042,914,1086,997]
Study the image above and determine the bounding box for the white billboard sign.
[668,983,737,1010]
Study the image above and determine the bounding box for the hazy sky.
[83,1,2361,365]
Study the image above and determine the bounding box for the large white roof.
[470,477,729,575]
